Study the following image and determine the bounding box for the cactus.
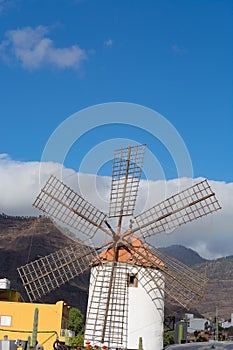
[27,336,31,350]
[138,337,143,350]
[32,307,39,347]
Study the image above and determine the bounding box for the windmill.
[18,144,221,350]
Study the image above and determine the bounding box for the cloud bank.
[0,154,232,260]
[0,25,87,70]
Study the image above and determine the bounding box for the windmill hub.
[112,231,125,245]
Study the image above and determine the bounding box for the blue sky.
[0,0,233,259]
[0,0,232,181]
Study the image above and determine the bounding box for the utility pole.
[215,306,219,341]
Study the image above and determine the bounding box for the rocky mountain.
[0,214,89,315]
[0,214,232,321]
[192,258,233,320]
[160,244,207,266]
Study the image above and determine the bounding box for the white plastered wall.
[85,263,164,350]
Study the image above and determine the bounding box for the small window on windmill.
[128,273,138,287]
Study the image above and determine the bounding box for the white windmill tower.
[85,236,166,350]
[18,144,221,350]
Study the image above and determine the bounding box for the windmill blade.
[130,179,221,239]
[130,265,165,320]
[128,261,165,318]
[109,144,146,218]
[33,175,110,239]
[124,238,208,308]
[85,251,128,348]
[17,243,99,302]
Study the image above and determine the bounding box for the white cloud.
[151,179,233,260]
[0,25,88,70]
[104,39,114,47]
[0,0,13,15]
[0,0,6,13]
[0,153,9,159]
[0,156,232,259]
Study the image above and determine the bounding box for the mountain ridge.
[0,214,232,320]
[159,244,207,266]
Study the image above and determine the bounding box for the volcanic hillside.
[0,214,232,320]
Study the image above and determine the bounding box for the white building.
[185,314,210,333]
[222,313,233,328]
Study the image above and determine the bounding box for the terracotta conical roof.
[91,236,165,269]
